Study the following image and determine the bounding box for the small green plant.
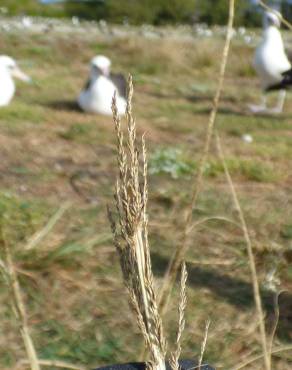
[149,147,194,179]
[280,224,292,240]
[38,320,122,364]
[60,123,92,142]
[149,148,280,183]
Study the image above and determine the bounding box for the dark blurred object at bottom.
[94,360,215,370]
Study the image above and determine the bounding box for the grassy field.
[0,22,292,370]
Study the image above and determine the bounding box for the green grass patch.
[0,191,49,247]
[206,158,282,183]
[0,102,45,127]
[60,123,93,142]
[149,146,281,183]
[281,224,292,240]
[149,147,194,179]
[38,320,122,365]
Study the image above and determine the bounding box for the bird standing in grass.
[78,55,127,115]
[249,11,291,114]
[0,55,31,107]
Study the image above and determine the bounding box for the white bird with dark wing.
[249,11,291,114]
[0,55,31,107]
[78,55,127,115]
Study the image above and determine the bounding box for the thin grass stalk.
[109,77,166,370]
[215,132,270,370]
[24,202,71,251]
[158,0,235,314]
[198,319,210,370]
[188,216,241,233]
[169,263,187,370]
[259,1,292,30]
[233,344,292,370]
[0,230,40,370]
[268,291,285,367]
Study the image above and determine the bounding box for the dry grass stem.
[198,319,210,370]
[259,1,292,30]
[233,344,292,370]
[169,263,188,370]
[24,202,71,251]
[0,231,40,370]
[268,291,285,366]
[215,132,270,370]
[158,0,235,315]
[188,216,241,234]
[109,76,166,370]
[186,258,235,266]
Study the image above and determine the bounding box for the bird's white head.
[264,11,281,29]
[0,55,31,82]
[91,55,111,77]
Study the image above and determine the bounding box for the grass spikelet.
[109,75,166,370]
[169,263,187,370]
[198,319,210,370]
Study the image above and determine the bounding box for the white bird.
[78,55,127,116]
[249,11,291,114]
[0,55,31,107]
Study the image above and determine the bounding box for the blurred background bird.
[249,10,291,114]
[77,55,127,116]
[0,55,31,107]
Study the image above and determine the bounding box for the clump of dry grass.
[109,76,189,370]
[109,76,167,370]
